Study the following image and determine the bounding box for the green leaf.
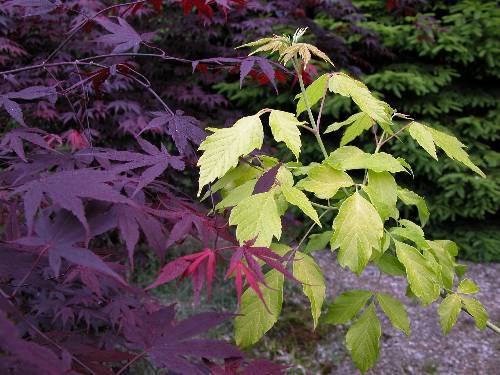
[427,240,455,290]
[374,253,406,276]
[215,179,256,210]
[428,127,485,177]
[229,191,281,246]
[201,163,259,201]
[457,279,480,295]
[391,219,428,250]
[437,294,462,335]
[269,110,304,160]
[340,113,374,146]
[295,73,329,115]
[395,240,441,305]
[305,230,333,253]
[461,297,488,330]
[364,171,399,221]
[397,188,430,226]
[345,303,381,373]
[281,185,321,226]
[324,112,364,134]
[296,164,354,199]
[197,115,263,195]
[293,251,326,329]
[329,72,391,125]
[324,290,372,324]
[408,122,438,160]
[327,146,406,173]
[234,270,284,347]
[331,192,384,275]
[376,293,410,335]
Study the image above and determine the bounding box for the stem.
[292,58,328,159]
[116,351,147,375]
[378,123,411,149]
[11,246,48,298]
[311,201,336,211]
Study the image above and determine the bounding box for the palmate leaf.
[327,146,407,173]
[438,294,462,335]
[330,192,383,275]
[293,251,325,329]
[345,303,381,373]
[268,110,304,160]
[197,114,263,195]
[408,122,485,177]
[229,191,282,246]
[296,164,354,199]
[328,72,391,126]
[395,240,441,305]
[324,290,372,324]
[234,269,284,348]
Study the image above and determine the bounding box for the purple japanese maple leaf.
[14,209,126,286]
[204,357,288,375]
[123,305,242,375]
[143,110,206,155]
[239,56,278,91]
[13,168,131,236]
[0,128,52,162]
[253,163,280,194]
[95,17,152,53]
[0,86,56,126]
[3,0,62,17]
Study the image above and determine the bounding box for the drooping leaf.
[438,294,462,335]
[397,188,430,226]
[374,253,406,276]
[457,279,480,295]
[331,192,383,275]
[197,114,264,195]
[324,112,364,134]
[345,303,381,373]
[461,297,488,330]
[376,293,410,335]
[391,219,428,250]
[253,164,280,194]
[327,146,406,174]
[427,240,456,290]
[408,122,437,160]
[395,240,440,305]
[364,171,398,221]
[268,110,304,159]
[281,185,321,226]
[216,179,256,210]
[324,290,372,324]
[340,113,374,146]
[229,191,282,246]
[296,164,354,199]
[295,73,329,115]
[234,270,284,348]
[293,251,325,328]
[329,72,391,125]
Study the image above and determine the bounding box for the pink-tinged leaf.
[146,258,190,290]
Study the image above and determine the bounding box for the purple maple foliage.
[0,0,378,373]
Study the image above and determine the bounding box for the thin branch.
[315,75,330,133]
[116,351,147,375]
[378,123,411,148]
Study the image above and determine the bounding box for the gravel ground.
[312,253,500,375]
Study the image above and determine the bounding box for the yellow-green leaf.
[281,185,321,226]
[376,293,410,335]
[461,297,488,330]
[269,110,303,160]
[215,179,256,210]
[293,251,326,329]
[324,290,372,324]
[305,230,333,253]
[324,112,364,134]
[197,115,263,195]
[397,188,430,226]
[340,113,374,146]
[235,270,284,347]
[408,122,437,160]
[327,146,406,173]
[296,164,354,199]
[345,303,381,373]
[438,294,462,335]
[229,191,281,246]
[364,171,399,221]
[395,240,440,305]
[331,192,383,275]
[295,73,329,115]
[457,278,480,295]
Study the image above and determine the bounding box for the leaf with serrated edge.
[324,290,372,324]
[235,270,284,347]
[397,188,429,226]
[331,192,383,275]
[281,185,320,226]
[461,297,488,330]
[269,110,304,160]
[327,146,406,173]
[395,240,440,305]
[340,113,373,146]
[296,164,354,199]
[457,279,480,295]
[408,122,437,160]
[345,303,381,373]
[324,112,364,134]
[376,293,410,335]
[197,115,263,195]
[229,191,281,246]
[293,251,325,329]
[438,294,462,335]
[295,74,329,115]
[364,171,398,221]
